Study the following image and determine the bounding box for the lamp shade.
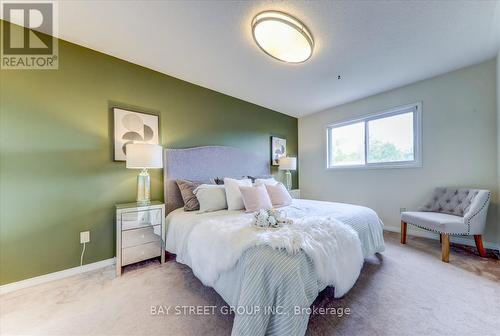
[279,157,297,171]
[126,144,163,169]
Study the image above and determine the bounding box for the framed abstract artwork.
[113,108,160,161]
[271,136,286,166]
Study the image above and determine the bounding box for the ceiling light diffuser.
[251,11,314,63]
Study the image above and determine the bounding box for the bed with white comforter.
[165,199,385,336]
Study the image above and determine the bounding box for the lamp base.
[285,170,292,190]
[136,200,151,206]
[136,168,151,205]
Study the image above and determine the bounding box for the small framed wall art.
[271,136,286,166]
[113,107,160,161]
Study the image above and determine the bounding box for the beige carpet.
[1,232,499,336]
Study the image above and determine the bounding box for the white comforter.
[165,199,385,298]
[188,215,363,297]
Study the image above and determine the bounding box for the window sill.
[326,161,422,171]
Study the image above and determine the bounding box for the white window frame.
[325,102,422,170]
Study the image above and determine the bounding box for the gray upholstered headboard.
[163,146,270,213]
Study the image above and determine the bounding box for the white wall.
[299,59,499,245]
[497,51,500,245]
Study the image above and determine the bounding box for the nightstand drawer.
[121,208,162,230]
[122,241,162,266]
[122,225,162,248]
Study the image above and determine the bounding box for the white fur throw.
[187,215,364,298]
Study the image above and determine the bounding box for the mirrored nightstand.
[115,202,165,276]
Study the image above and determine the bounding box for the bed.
[163,146,385,336]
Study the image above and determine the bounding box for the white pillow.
[193,184,227,212]
[254,178,278,186]
[224,178,252,210]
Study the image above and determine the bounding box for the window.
[326,103,421,169]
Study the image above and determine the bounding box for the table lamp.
[126,143,163,205]
[279,156,297,190]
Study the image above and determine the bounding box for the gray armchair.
[401,188,491,262]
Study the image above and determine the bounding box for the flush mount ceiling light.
[251,11,314,63]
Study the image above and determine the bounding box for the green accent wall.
[0,24,298,285]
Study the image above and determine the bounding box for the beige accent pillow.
[176,179,202,211]
[193,184,228,212]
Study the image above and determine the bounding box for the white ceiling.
[42,1,500,116]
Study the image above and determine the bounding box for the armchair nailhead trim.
[466,192,491,234]
[406,222,468,236]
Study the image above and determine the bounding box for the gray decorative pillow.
[215,176,259,184]
[247,175,273,183]
[213,177,225,185]
[176,179,203,211]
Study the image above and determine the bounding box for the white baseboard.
[2,226,498,295]
[383,226,500,251]
[0,258,116,295]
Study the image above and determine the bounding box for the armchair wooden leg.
[474,235,487,258]
[441,234,450,263]
[400,221,407,244]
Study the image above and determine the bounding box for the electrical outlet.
[400,207,407,213]
[80,231,90,244]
